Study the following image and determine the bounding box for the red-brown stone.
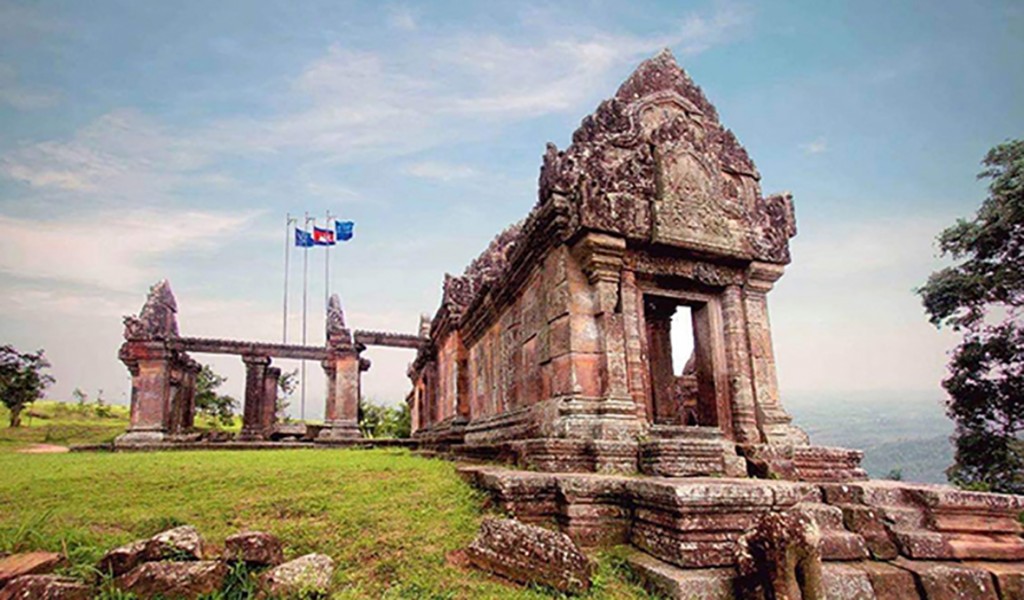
[0,552,62,587]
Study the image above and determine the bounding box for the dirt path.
[17,443,70,454]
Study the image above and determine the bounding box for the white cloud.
[800,137,828,154]
[405,161,478,182]
[0,209,261,291]
[387,6,417,31]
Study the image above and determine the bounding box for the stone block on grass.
[115,560,228,599]
[0,574,92,600]
[258,553,335,598]
[223,531,284,567]
[465,517,593,594]
[0,552,62,587]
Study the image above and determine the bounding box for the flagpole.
[301,212,311,422]
[325,210,333,309]
[283,213,292,344]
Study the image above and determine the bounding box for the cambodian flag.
[313,226,335,246]
[294,228,314,248]
[335,221,354,241]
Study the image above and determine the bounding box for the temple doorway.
[643,292,732,437]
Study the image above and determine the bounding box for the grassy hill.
[0,405,651,599]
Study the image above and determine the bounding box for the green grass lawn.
[0,403,654,599]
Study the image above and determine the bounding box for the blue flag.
[294,228,314,248]
[335,220,354,241]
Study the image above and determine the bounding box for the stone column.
[181,360,200,432]
[745,262,809,446]
[239,355,270,441]
[721,285,761,444]
[643,297,678,425]
[568,232,641,441]
[319,349,362,440]
[117,341,172,445]
[262,366,281,434]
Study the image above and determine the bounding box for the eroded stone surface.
[147,525,204,561]
[0,575,91,600]
[115,560,227,599]
[895,560,999,600]
[626,551,735,600]
[258,553,334,599]
[465,517,593,593]
[0,552,62,586]
[223,531,284,566]
[96,539,149,578]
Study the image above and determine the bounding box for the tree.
[0,345,55,427]
[918,139,1024,494]
[72,388,87,406]
[358,398,411,439]
[276,368,298,422]
[194,364,237,428]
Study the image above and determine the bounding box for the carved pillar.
[319,349,363,440]
[181,359,200,432]
[721,284,761,444]
[571,233,630,399]
[644,296,678,425]
[262,366,281,433]
[239,355,270,441]
[117,341,172,444]
[745,262,809,446]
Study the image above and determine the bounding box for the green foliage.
[918,139,1024,494]
[884,468,903,481]
[0,344,55,427]
[358,399,411,439]
[195,364,238,428]
[72,388,87,406]
[277,368,299,422]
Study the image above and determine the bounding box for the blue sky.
[0,0,1021,415]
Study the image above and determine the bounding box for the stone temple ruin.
[117,283,420,445]
[117,51,1024,599]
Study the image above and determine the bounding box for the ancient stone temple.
[411,51,1024,598]
[408,49,851,480]
[117,283,382,445]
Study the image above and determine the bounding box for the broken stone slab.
[625,550,735,599]
[0,575,91,600]
[95,539,149,578]
[222,531,284,566]
[465,517,593,594]
[0,552,63,587]
[115,560,228,599]
[894,559,999,600]
[963,561,1024,600]
[96,525,204,578]
[257,553,334,599]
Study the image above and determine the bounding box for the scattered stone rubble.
[465,517,593,594]
[0,526,334,599]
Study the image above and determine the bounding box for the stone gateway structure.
[407,50,853,480]
[114,50,1024,599]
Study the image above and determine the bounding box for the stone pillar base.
[316,420,362,441]
[114,429,167,446]
[237,429,267,442]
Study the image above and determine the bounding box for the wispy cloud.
[404,161,478,182]
[800,137,828,155]
[1,2,750,204]
[386,5,417,31]
[0,209,261,291]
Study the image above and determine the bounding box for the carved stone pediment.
[539,49,796,264]
[123,279,179,341]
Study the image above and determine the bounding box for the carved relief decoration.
[123,279,179,341]
[538,49,796,263]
